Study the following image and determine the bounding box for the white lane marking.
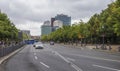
[67,57,75,62]
[40,62,50,68]
[93,64,120,71]
[55,51,70,63]
[71,63,83,71]
[72,54,120,63]
[34,53,36,55]
[35,56,38,60]
[54,51,83,71]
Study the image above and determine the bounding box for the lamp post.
[102,25,105,50]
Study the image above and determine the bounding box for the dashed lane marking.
[40,62,50,68]
[35,56,38,60]
[67,57,75,62]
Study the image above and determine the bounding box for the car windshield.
[0,0,120,71]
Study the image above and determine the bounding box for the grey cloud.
[0,0,113,35]
[0,0,113,24]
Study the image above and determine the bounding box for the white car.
[34,44,44,49]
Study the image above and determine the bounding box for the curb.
[0,45,25,64]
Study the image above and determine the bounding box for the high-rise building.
[53,20,63,28]
[54,14,71,26]
[51,18,55,27]
[43,20,51,26]
[41,20,52,35]
[41,14,71,35]
[41,25,52,35]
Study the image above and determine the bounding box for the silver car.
[35,44,44,49]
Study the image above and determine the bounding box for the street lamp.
[102,25,105,50]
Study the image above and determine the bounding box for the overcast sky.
[0,0,114,36]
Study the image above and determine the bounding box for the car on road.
[34,44,44,49]
[50,41,54,45]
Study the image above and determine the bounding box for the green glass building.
[41,25,52,35]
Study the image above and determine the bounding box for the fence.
[0,44,25,58]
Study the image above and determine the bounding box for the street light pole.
[103,34,104,49]
[102,25,105,50]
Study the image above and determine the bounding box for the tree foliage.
[0,12,18,40]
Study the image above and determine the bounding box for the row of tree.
[0,11,18,41]
[41,0,120,44]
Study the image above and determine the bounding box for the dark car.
[50,42,54,45]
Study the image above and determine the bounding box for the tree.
[0,12,18,40]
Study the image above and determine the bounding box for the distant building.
[18,31,23,40]
[43,20,51,26]
[51,18,55,27]
[20,30,30,35]
[53,20,63,28]
[54,14,71,26]
[41,14,71,35]
[52,26,59,31]
[41,20,52,35]
[31,36,40,40]
[41,25,52,35]
[18,30,31,40]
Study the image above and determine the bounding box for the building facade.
[18,30,31,40]
[41,25,52,35]
[51,18,55,27]
[53,20,63,28]
[21,30,30,35]
[41,14,71,35]
[43,20,51,26]
[54,14,71,26]
[41,20,52,35]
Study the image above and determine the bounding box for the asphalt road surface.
[3,42,120,71]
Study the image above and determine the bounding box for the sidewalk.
[59,43,120,54]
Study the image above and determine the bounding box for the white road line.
[71,64,83,71]
[40,62,50,68]
[54,51,83,71]
[55,51,70,63]
[93,64,120,71]
[35,56,38,60]
[67,57,75,62]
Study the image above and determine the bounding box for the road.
[3,42,120,71]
